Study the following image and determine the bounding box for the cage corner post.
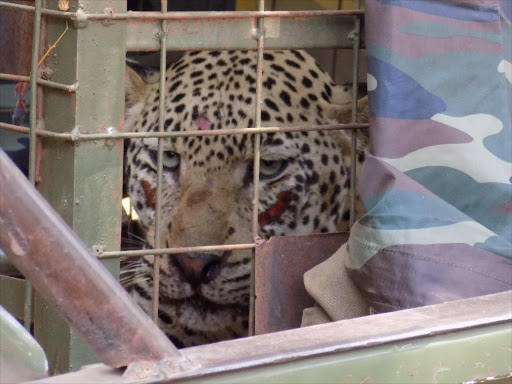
[34,0,127,374]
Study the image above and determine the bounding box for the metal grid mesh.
[0,0,366,337]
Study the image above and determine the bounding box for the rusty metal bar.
[0,73,78,92]
[248,0,265,338]
[0,122,368,140]
[0,1,69,18]
[152,0,168,324]
[0,122,30,135]
[99,243,256,259]
[88,9,365,20]
[0,149,186,368]
[0,2,364,20]
[23,0,42,332]
[28,0,40,193]
[349,0,361,229]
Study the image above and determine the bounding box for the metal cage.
[0,0,366,373]
[1,0,511,383]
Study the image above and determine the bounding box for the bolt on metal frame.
[0,0,367,371]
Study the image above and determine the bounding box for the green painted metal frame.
[188,324,512,384]
[125,13,360,51]
[31,292,512,383]
[30,0,125,373]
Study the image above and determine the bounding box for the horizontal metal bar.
[91,9,363,20]
[0,1,69,19]
[0,149,188,369]
[0,123,368,141]
[0,73,78,92]
[99,243,256,259]
[0,122,73,138]
[0,3,363,20]
[0,122,30,135]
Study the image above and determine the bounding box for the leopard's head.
[123,50,368,346]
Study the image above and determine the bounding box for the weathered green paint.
[126,15,359,51]
[180,323,512,384]
[0,275,26,320]
[34,0,126,374]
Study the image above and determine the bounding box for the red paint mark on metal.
[258,190,290,226]
[141,180,156,210]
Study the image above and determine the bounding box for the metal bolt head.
[91,244,106,256]
[73,8,89,29]
[155,29,166,42]
[348,30,360,41]
[102,8,116,27]
[251,28,263,40]
[70,126,80,142]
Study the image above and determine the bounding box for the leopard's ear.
[326,95,370,160]
[330,95,369,125]
[125,65,149,110]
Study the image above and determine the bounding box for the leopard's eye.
[259,159,288,180]
[149,150,180,171]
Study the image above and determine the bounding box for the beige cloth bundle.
[301,243,370,327]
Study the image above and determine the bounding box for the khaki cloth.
[301,243,370,327]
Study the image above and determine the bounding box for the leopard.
[122,49,369,348]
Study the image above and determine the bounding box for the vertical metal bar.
[24,0,42,332]
[153,0,168,322]
[349,0,361,229]
[249,0,265,337]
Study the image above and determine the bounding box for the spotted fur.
[123,50,369,347]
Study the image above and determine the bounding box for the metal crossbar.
[0,122,368,139]
[0,0,366,371]
[0,2,364,19]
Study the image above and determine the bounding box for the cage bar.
[0,3,363,19]
[0,122,368,141]
[23,0,43,332]
[99,243,256,259]
[0,73,78,92]
[248,0,265,337]
[152,0,168,323]
[349,0,361,228]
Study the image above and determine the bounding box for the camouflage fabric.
[347,0,512,311]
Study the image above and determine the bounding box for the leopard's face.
[123,50,367,347]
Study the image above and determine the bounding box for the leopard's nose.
[173,253,221,286]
